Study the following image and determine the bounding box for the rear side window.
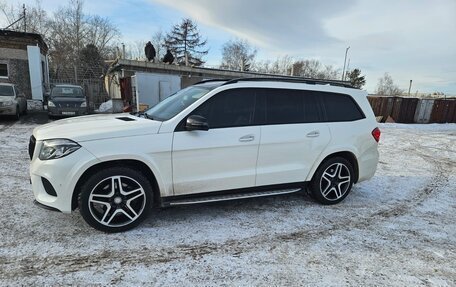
[192,88,255,129]
[256,88,321,125]
[320,92,365,122]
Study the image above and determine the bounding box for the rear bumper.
[357,145,379,182]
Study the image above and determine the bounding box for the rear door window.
[256,88,322,125]
[319,92,365,122]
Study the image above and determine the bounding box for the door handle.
[306,131,320,138]
[239,134,255,142]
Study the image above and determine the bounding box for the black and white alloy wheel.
[310,157,354,205]
[79,167,153,232]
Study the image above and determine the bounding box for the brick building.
[0,29,49,100]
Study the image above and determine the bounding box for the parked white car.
[0,83,27,119]
[29,78,380,232]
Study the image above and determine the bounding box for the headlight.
[48,101,56,107]
[80,101,87,108]
[2,100,13,106]
[39,139,81,160]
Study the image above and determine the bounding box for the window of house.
[0,63,8,78]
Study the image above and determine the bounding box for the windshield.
[0,86,14,97]
[51,87,84,98]
[145,86,213,121]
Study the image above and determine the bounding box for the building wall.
[0,30,49,100]
[0,58,32,99]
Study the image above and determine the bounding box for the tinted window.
[0,64,7,77]
[0,85,14,97]
[192,88,255,129]
[257,88,321,125]
[320,92,364,121]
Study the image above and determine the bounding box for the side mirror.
[186,115,209,131]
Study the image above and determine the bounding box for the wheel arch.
[72,159,161,210]
[308,151,359,183]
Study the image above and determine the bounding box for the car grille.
[29,135,36,160]
[56,102,80,108]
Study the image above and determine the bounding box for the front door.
[172,88,259,195]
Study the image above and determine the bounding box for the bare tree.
[291,59,340,80]
[254,55,294,75]
[0,0,50,36]
[46,0,120,79]
[85,15,120,58]
[151,29,165,62]
[220,39,257,71]
[376,73,403,96]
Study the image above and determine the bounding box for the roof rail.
[194,79,231,85]
[222,77,355,88]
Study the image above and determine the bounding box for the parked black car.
[47,85,88,118]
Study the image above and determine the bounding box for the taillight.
[372,127,381,142]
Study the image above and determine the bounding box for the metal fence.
[368,96,456,123]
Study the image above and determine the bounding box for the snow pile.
[96,100,113,113]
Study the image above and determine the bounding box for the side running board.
[165,188,302,207]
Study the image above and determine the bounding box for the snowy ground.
[0,115,455,286]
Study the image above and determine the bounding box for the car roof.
[194,77,356,90]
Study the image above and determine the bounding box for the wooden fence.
[367,96,456,123]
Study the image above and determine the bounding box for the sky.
[1,0,455,94]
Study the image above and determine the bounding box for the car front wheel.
[15,106,20,120]
[309,157,354,205]
[79,167,153,232]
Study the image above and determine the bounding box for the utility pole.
[408,80,412,96]
[342,46,350,81]
[23,4,26,32]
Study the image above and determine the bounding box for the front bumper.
[0,105,17,116]
[30,141,100,213]
[48,107,88,117]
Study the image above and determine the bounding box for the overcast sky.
[1,0,455,94]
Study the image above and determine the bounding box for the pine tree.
[346,68,366,89]
[164,19,208,66]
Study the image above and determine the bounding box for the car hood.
[33,113,162,142]
[0,96,14,102]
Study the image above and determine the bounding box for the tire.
[309,157,354,205]
[14,106,20,120]
[79,167,153,232]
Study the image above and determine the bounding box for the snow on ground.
[0,116,455,286]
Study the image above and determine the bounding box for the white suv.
[29,78,380,232]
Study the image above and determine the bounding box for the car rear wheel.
[309,157,354,205]
[79,167,153,232]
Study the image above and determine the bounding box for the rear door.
[172,88,260,195]
[255,88,331,186]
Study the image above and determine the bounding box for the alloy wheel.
[88,175,146,227]
[319,163,351,201]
